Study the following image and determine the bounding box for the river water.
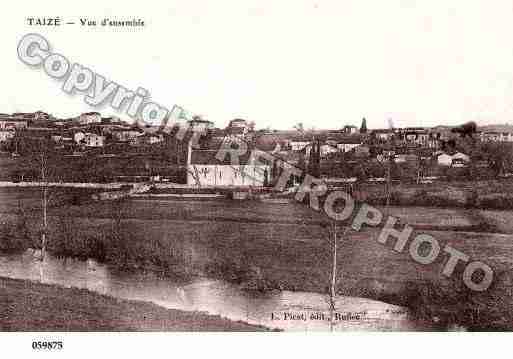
[0,252,436,331]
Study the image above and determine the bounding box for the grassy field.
[350,179,513,210]
[2,188,513,329]
[0,187,506,230]
[0,277,267,331]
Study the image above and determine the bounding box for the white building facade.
[187,164,270,186]
[187,147,270,187]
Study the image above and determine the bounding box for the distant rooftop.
[191,150,253,165]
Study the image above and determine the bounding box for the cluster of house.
[0,111,165,150]
[187,120,513,186]
[185,121,476,187]
[1,111,513,186]
[372,125,513,144]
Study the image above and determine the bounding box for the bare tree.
[17,136,56,264]
[187,165,203,186]
[326,223,350,331]
[40,150,49,261]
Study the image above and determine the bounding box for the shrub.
[0,214,32,253]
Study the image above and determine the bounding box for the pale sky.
[3,0,513,129]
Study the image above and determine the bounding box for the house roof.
[188,118,213,124]
[478,124,513,133]
[437,151,469,159]
[138,132,162,138]
[252,134,282,151]
[396,154,418,161]
[273,151,305,165]
[290,136,312,142]
[332,136,362,144]
[372,129,394,134]
[0,118,28,122]
[452,152,470,159]
[401,127,429,132]
[111,127,143,132]
[211,128,226,137]
[228,127,246,135]
[190,150,254,165]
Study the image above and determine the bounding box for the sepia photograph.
[1,0,513,357]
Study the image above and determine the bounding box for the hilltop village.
[1,110,513,186]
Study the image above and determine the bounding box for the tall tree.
[483,142,513,176]
[307,139,321,178]
[360,117,367,134]
[294,123,304,134]
[452,121,477,138]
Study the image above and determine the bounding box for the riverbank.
[0,276,268,331]
[3,214,513,330]
[2,189,513,330]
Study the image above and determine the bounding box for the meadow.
[2,187,513,329]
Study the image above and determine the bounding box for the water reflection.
[0,252,431,331]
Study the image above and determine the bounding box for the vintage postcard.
[1,0,512,356]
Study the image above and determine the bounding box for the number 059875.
[32,341,63,350]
